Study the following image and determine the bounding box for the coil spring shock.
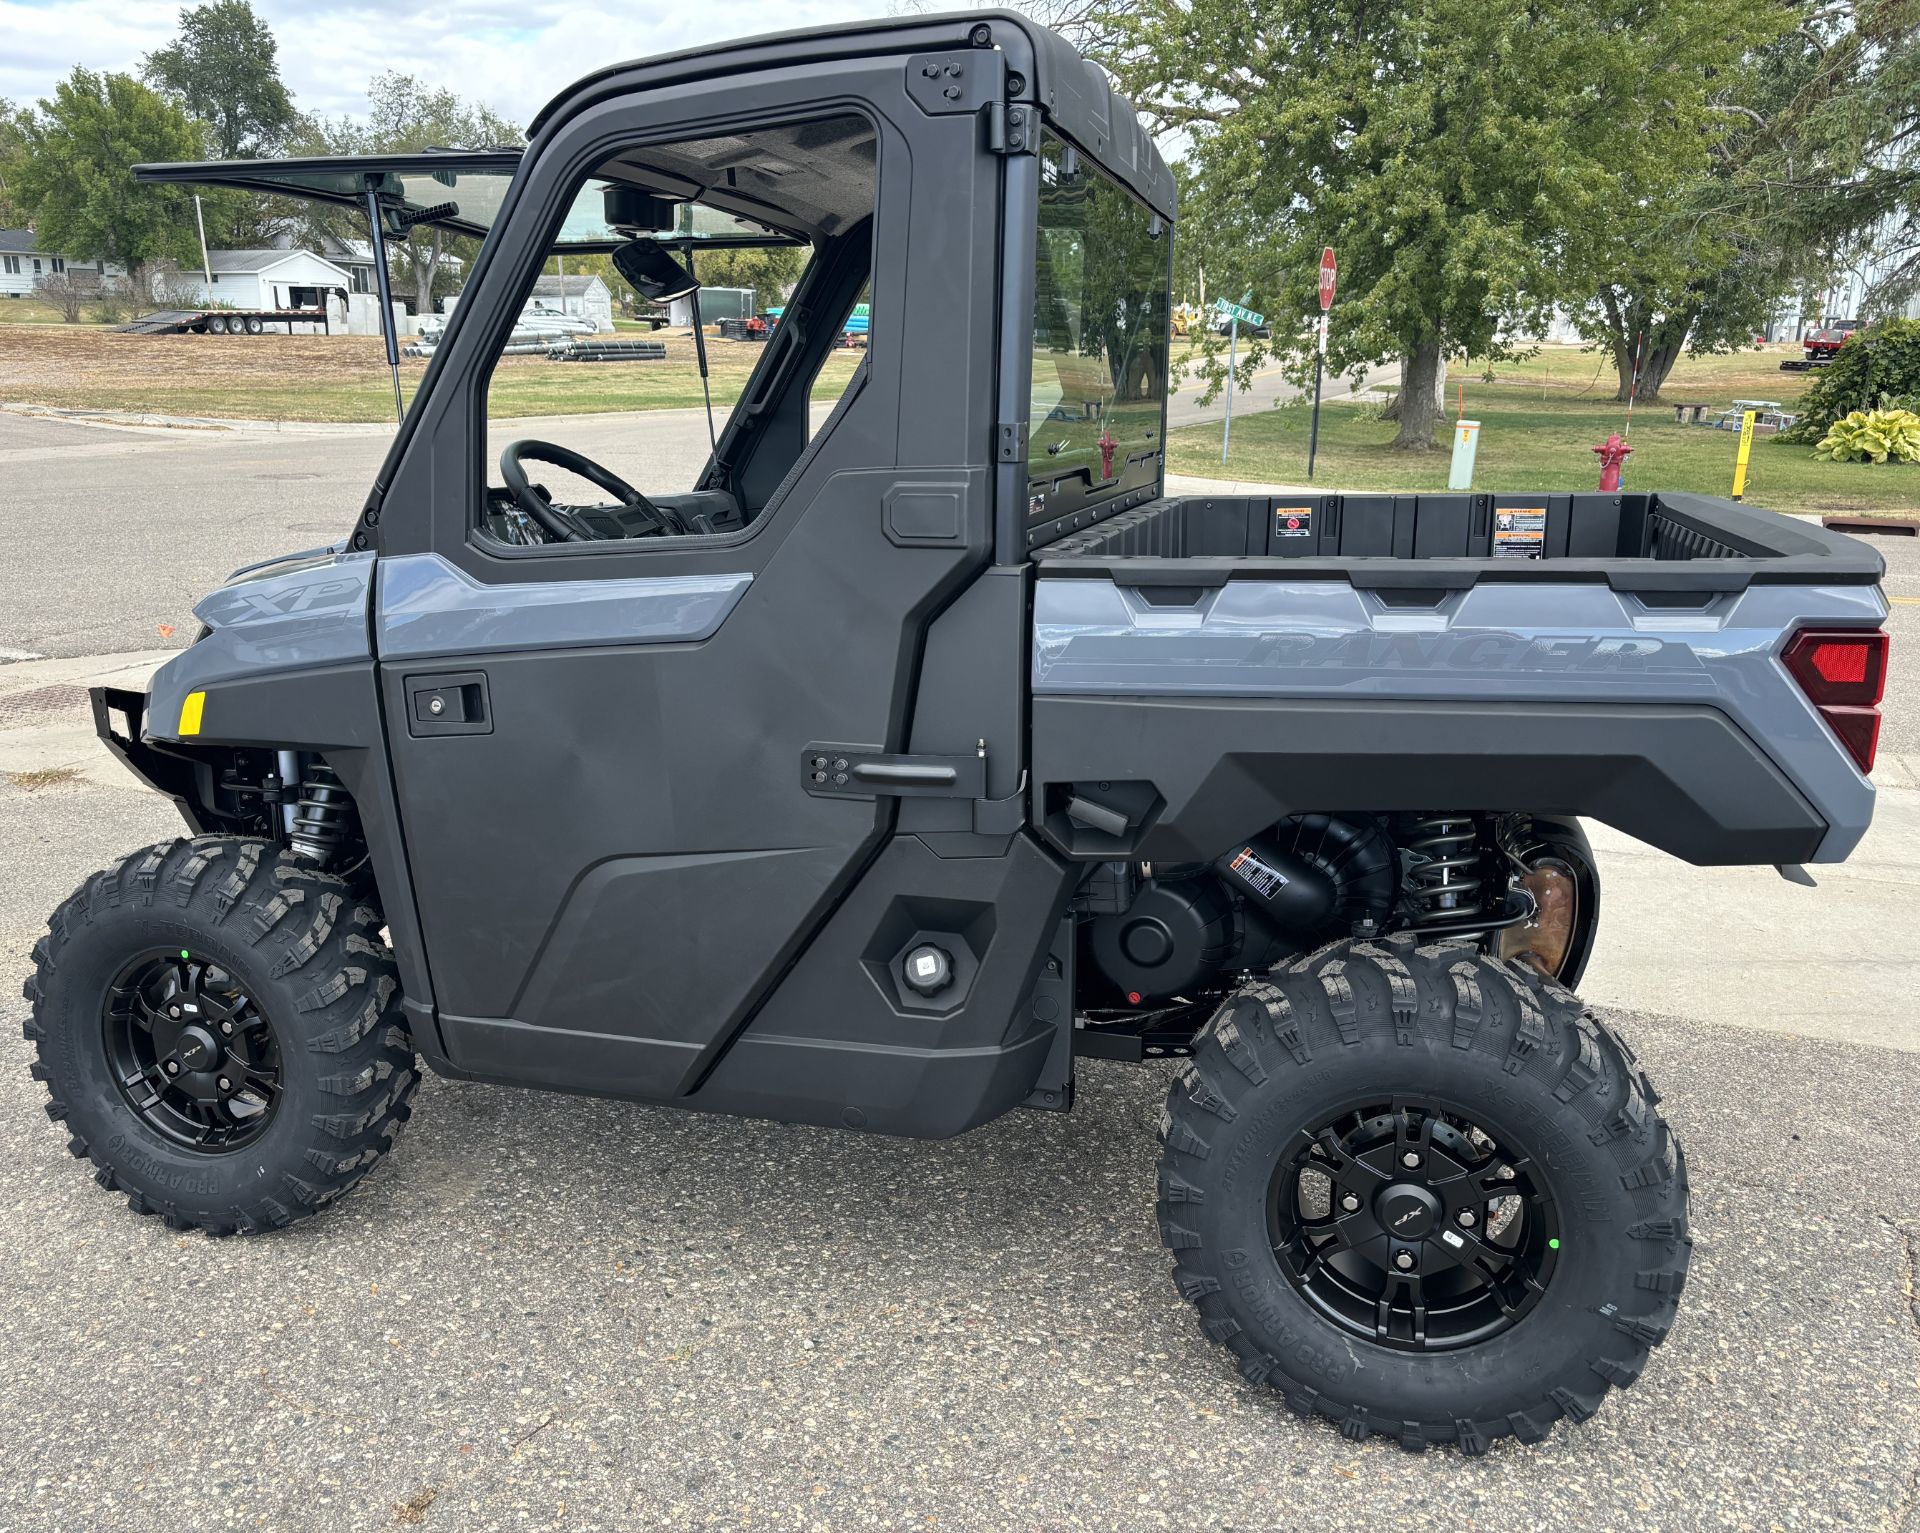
[289,761,353,865]
[1403,813,1486,924]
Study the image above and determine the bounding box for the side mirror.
[613,240,699,302]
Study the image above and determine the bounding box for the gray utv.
[24,10,1891,1455]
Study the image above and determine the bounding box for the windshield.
[1027,132,1169,507]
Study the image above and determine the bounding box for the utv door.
[361,57,1008,1100]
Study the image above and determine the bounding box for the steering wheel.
[499,439,689,542]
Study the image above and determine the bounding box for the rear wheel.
[22,837,418,1235]
[1157,935,1688,1452]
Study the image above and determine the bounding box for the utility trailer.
[116,306,333,336]
[26,9,1892,1458]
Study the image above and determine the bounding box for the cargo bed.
[1029,490,1885,594]
[1027,490,1888,869]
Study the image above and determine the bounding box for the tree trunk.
[1634,323,1692,402]
[1393,335,1444,449]
[1382,342,1446,426]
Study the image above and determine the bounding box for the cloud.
[2,0,914,128]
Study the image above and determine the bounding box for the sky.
[1,0,930,130]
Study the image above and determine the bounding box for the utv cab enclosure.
[29,11,1890,1456]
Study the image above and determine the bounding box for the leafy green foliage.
[12,70,204,296]
[0,98,31,227]
[143,0,295,159]
[294,74,522,313]
[686,246,806,311]
[1748,0,1920,317]
[1811,409,1920,464]
[1108,0,1781,446]
[1779,318,1920,440]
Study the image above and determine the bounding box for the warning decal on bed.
[1273,506,1314,540]
[1493,507,1546,559]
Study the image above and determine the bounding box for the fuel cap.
[903,944,953,996]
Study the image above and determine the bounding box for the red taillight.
[1783,628,1890,774]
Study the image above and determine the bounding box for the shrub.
[90,280,129,325]
[1780,317,1920,442]
[1811,408,1920,465]
[35,272,87,323]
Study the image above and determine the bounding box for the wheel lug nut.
[217,1077,232,1092]
[220,1021,233,1036]
[1401,1151,1421,1169]
[1458,1210,1477,1227]
[1340,1193,1361,1213]
[1393,1250,1416,1271]
[164,1061,180,1075]
[168,1006,180,1019]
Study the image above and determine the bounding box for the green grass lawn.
[1166,347,1920,516]
[0,323,861,423]
[0,296,118,326]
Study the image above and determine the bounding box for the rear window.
[1027,132,1170,516]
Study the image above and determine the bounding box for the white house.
[527,273,613,332]
[0,229,119,298]
[165,249,353,313]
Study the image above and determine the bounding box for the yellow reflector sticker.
[178,691,206,736]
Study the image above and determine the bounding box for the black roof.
[528,9,1174,220]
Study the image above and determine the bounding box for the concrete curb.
[2,401,394,437]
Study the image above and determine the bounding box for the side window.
[476,114,878,550]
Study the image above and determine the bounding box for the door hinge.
[803,741,988,800]
[996,422,1027,463]
[987,102,1037,155]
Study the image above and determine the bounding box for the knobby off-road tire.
[1158,934,1689,1453]
[22,836,418,1235]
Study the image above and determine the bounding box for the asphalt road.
[1,404,1918,1530]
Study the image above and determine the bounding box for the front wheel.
[1158,935,1688,1453]
[22,837,418,1235]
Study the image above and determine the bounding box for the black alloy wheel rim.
[102,950,282,1152]
[1267,1099,1560,1352]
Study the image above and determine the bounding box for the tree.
[1747,0,1920,317]
[1567,8,1869,404]
[687,246,807,310]
[144,0,296,159]
[297,75,521,313]
[0,98,30,226]
[12,70,204,308]
[1110,0,1780,447]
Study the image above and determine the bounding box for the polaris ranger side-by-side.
[24,12,1891,1454]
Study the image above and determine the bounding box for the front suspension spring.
[289,762,353,865]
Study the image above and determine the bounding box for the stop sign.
[1318,247,1337,311]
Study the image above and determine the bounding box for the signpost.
[1731,410,1758,501]
[1217,292,1264,465]
[1307,247,1335,479]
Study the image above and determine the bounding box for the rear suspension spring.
[1403,813,1486,924]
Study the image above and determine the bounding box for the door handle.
[405,671,491,737]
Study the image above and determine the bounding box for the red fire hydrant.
[1593,432,1633,492]
[1098,424,1118,482]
